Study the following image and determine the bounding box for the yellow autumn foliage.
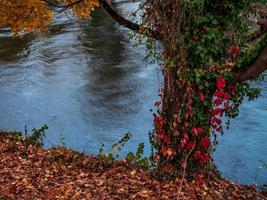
[0,0,99,35]
[61,0,100,18]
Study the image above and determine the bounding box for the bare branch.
[43,0,161,40]
[99,0,161,40]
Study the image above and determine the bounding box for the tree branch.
[234,12,267,83]
[99,0,161,40]
[235,45,267,82]
[43,0,161,40]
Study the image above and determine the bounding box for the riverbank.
[0,135,266,199]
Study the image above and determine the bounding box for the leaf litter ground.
[0,135,266,199]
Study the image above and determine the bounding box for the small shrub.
[23,124,48,147]
[125,143,150,169]
[98,132,132,162]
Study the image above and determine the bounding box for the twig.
[177,139,196,200]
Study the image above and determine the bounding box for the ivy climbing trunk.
[141,0,264,177]
[147,1,212,175]
[154,63,215,175]
[153,57,237,176]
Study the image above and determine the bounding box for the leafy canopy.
[0,0,99,35]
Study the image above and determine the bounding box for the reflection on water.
[0,2,266,185]
[0,30,32,63]
[0,3,158,153]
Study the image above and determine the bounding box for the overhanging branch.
[234,16,267,83]
[234,45,267,82]
[99,0,161,40]
[43,0,161,40]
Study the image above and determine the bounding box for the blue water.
[0,2,266,185]
[214,81,267,185]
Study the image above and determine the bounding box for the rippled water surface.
[0,2,266,185]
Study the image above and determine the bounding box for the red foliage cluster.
[211,77,236,143]
[231,43,239,61]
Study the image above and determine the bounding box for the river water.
[0,2,266,185]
